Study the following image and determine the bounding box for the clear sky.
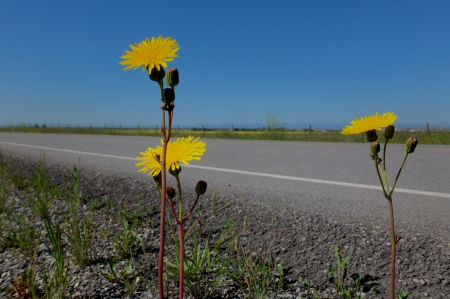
[1,1,449,129]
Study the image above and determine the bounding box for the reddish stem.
[158,139,168,299]
[387,196,396,299]
[178,221,185,299]
[183,195,200,222]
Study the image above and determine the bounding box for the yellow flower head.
[135,136,206,177]
[341,112,397,135]
[120,36,179,73]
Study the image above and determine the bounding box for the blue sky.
[1,1,449,129]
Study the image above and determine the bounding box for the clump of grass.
[114,215,141,259]
[6,233,39,299]
[8,165,29,191]
[97,257,132,283]
[97,257,141,296]
[42,212,71,299]
[0,214,38,255]
[0,180,8,214]
[63,167,93,267]
[227,219,285,299]
[327,245,363,299]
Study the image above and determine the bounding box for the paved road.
[1,132,449,236]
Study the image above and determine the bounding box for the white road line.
[2,141,450,199]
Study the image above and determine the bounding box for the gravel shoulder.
[0,155,449,298]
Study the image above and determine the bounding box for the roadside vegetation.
[1,125,449,145]
[1,153,419,298]
[0,153,292,298]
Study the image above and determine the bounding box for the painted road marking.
[2,141,450,199]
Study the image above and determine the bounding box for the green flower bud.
[404,137,418,154]
[166,187,176,199]
[162,88,175,104]
[384,125,395,140]
[195,180,207,196]
[365,130,378,142]
[370,141,380,156]
[169,166,182,177]
[149,65,165,82]
[165,68,179,88]
[153,172,162,190]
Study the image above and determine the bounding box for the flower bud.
[169,165,182,177]
[165,68,179,88]
[153,172,162,190]
[404,137,418,154]
[162,88,175,104]
[149,65,165,82]
[195,180,207,196]
[383,125,395,140]
[370,141,380,156]
[166,187,176,199]
[365,130,378,142]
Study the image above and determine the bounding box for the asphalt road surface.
[1,132,449,237]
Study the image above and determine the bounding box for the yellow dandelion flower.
[120,36,179,73]
[135,136,206,177]
[341,111,397,135]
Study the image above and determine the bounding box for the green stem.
[378,162,391,195]
[161,110,166,137]
[175,174,182,221]
[391,153,409,195]
[375,161,388,197]
[383,138,389,171]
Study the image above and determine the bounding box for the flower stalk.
[342,112,417,299]
[122,37,207,298]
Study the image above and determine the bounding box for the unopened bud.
[149,65,165,82]
[195,180,207,196]
[166,187,176,199]
[404,137,418,154]
[169,166,182,177]
[370,141,380,156]
[365,130,378,142]
[153,172,162,190]
[162,88,175,104]
[166,68,179,88]
[369,153,382,162]
[384,125,395,140]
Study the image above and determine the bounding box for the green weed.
[63,167,93,267]
[0,214,38,257]
[114,215,141,259]
[97,257,132,283]
[9,165,28,191]
[42,214,70,299]
[8,242,39,298]
[227,220,285,299]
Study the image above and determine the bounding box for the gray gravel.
[0,155,449,298]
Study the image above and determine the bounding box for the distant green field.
[0,126,449,145]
